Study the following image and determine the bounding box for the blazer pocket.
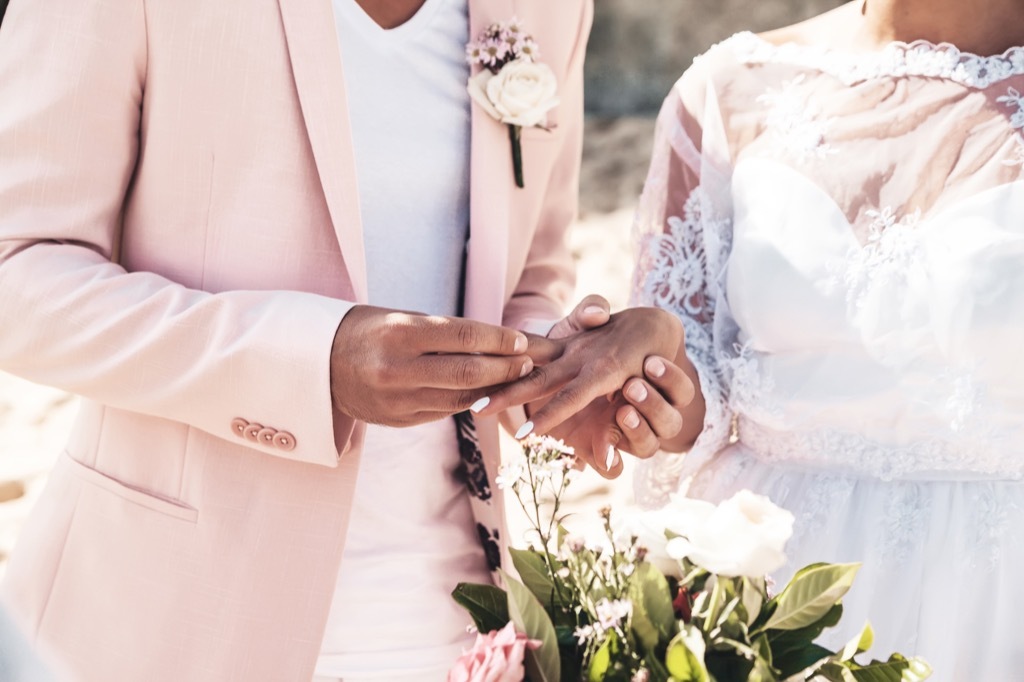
[61,452,199,523]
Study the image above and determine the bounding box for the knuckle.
[455,358,482,387]
[505,360,523,384]
[457,323,481,351]
[452,390,479,412]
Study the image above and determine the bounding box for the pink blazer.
[0,0,592,679]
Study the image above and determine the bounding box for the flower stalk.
[509,124,524,188]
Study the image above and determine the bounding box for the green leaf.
[774,643,834,681]
[839,622,874,662]
[501,570,561,682]
[828,654,933,682]
[587,636,612,682]
[510,548,558,608]
[628,562,677,652]
[451,582,510,634]
[763,563,861,631]
[741,577,766,627]
[665,624,710,682]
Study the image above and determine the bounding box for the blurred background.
[0,0,845,570]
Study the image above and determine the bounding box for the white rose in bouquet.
[615,496,718,577]
[665,490,794,578]
[467,59,559,128]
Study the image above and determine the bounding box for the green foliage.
[511,548,559,608]
[666,625,710,682]
[628,562,678,652]
[503,570,561,682]
[763,564,861,631]
[451,582,510,634]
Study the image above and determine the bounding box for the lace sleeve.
[630,65,736,508]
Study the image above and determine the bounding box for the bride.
[630,0,1024,678]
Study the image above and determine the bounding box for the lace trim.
[737,418,1024,482]
[725,30,1024,89]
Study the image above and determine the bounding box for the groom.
[0,0,691,680]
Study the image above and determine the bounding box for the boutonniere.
[466,18,559,189]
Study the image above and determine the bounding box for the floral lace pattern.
[736,418,1024,482]
[998,86,1024,166]
[826,206,924,309]
[756,75,836,161]
[641,191,712,321]
[728,31,1024,89]
[724,342,783,423]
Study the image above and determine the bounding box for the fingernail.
[515,421,534,440]
[470,397,490,414]
[605,445,618,470]
[583,305,606,316]
[626,383,648,403]
[519,359,534,378]
[623,410,641,429]
[646,357,666,378]
[514,335,528,354]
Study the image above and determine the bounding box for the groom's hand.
[330,305,559,427]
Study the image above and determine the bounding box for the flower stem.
[508,124,524,188]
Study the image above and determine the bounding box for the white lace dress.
[632,32,1024,680]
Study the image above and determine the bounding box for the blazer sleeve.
[0,0,354,467]
[501,0,593,336]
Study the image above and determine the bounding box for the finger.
[644,356,697,407]
[518,371,626,438]
[547,294,612,340]
[415,353,535,390]
[414,387,493,414]
[414,316,529,356]
[471,361,579,418]
[525,333,564,364]
[623,378,684,441]
[615,403,662,459]
[591,428,624,480]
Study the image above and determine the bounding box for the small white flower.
[495,458,526,490]
[595,598,632,631]
[574,625,595,643]
[468,59,559,129]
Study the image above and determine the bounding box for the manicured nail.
[514,334,528,353]
[520,359,534,377]
[646,357,666,379]
[623,410,641,429]
[470,397,490,414]
[583,305,606,316]
[515,421,534,440]
[626,382,648,403]
[605,445,618,470]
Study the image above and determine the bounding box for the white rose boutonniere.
[466,18,558,188]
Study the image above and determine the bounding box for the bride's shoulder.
[667,4,856,114]
[683,2,856,78]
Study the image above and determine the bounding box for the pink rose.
[447,622,541,682]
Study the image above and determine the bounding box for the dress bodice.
[632,32,1024,503]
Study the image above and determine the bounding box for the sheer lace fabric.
[632,33,1024,679]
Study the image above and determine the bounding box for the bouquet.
[449,436,931,682]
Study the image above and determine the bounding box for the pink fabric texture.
[447,623,540,682]
[0,0,593,679]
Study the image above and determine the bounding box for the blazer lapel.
[278,0,368,303]
[464,0,517,326]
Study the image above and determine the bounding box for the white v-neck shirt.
[317,0,488,679]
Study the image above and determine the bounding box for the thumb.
[547,294,611,340]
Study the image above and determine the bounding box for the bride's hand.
[474,296,694,446]
[538,354,696,479]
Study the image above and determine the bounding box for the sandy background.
[0,116,658,572]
